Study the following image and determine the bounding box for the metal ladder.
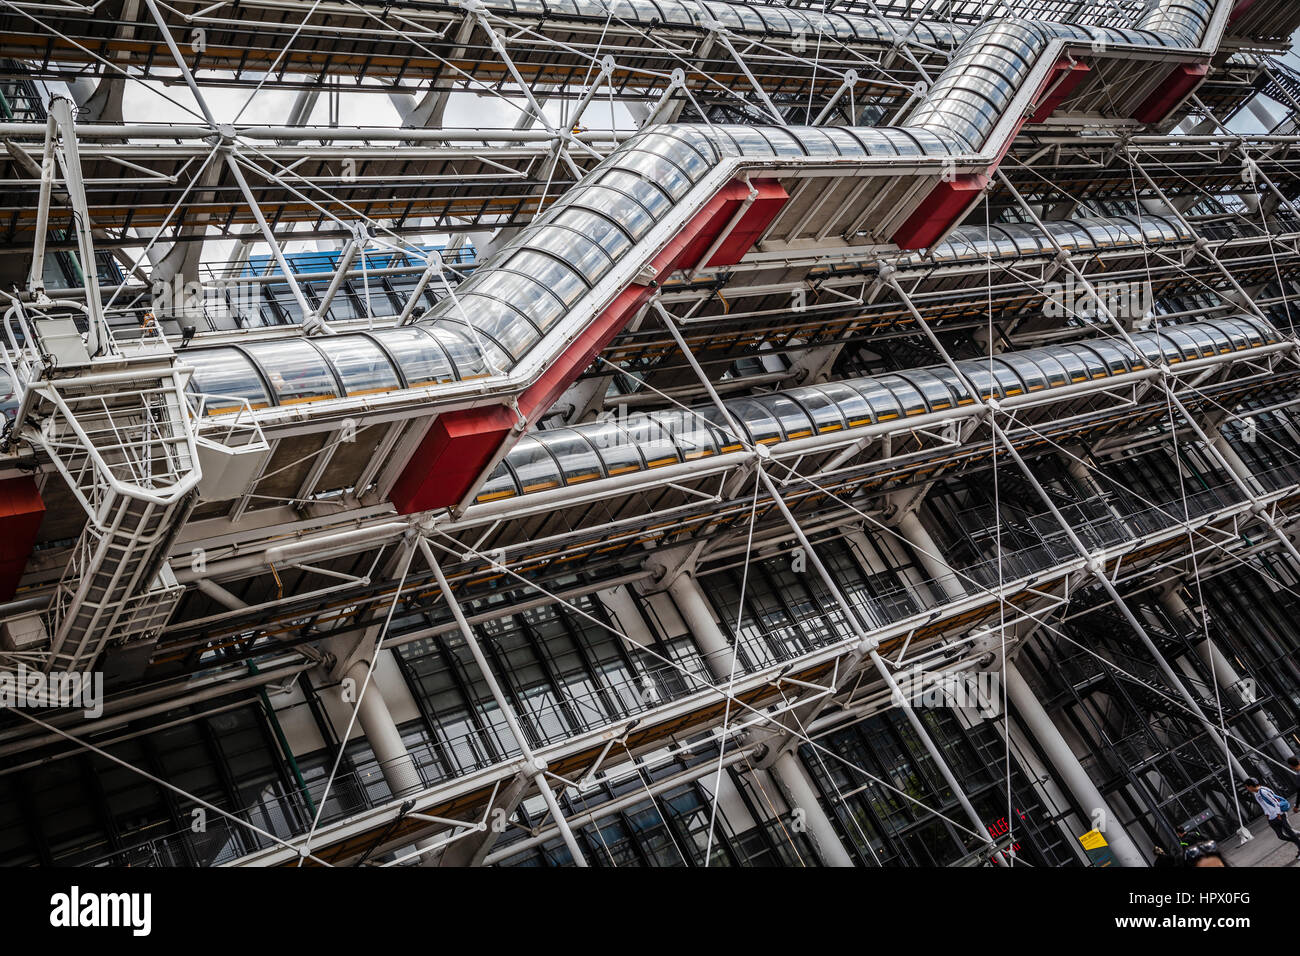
[25,338,200,673]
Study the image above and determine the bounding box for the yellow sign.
[1079,829,1109,851]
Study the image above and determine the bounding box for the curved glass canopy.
[473,316,1277,504]
[181,0,1216,408]
[182,211,1202,414]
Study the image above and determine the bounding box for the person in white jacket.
[1245,777,1300,859]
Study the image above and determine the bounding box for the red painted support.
[389,179,790,514]
[1133,62,1209,124]
[1229,0,1258,26]
[704,180,789,268]
[1030,59,1091,124]
[891,173,991,251]
[892,59,1088,252]
[389,405,518,515]
[672,179,788,272]
[519,283,659,424]
[0,476,44,601]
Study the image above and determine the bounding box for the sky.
[95,76,638,262]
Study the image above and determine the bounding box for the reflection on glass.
[317,335,401,396]
[243,340,339,405]
[509,437,563,493]
[187,348,272,410]
[378,327,454,387]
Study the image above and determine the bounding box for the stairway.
[16,320,199,673]
[1265,57,1300,134]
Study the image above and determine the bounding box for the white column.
[344,659,423,796]
[667,571,739,682]
[1159,588,1292,761]
[1066,455,1128,526]
[341,660,449,864]
[1004,660,1147,867]
[767,749,856,867]
[1067,456,1103,496]
[895,509,963,604]
[1210,433,1264,494]
[666,571,857,866]
[597,583,657,652]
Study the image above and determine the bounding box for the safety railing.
[72,467,1300,866]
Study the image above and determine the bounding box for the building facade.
[1,0,1299,867]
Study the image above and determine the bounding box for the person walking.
[1245,777,1300,859]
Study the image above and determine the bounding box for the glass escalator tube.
[785,385,850,435]
[186,346,274,413]
[240,339,340,406]
[488,316,1265,502]
[397,0,1219,388]
[751,392,818,441]
[181,1,1222,426]
[586,418,650,477]
[537,428,609,485]
[315,334,403,397]
[476,459,522,504]
[508,436,565,494]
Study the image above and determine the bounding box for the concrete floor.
[1222,816,1300,866]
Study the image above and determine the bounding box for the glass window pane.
[612,149,693,200]
[315,335,401,396]
[1090,341,1133,373]
[816,381,873,426]
[468,268,567,329]
[874,375,926,416]
[931,367,976,405]
[502,250,588,307]
[988,359,1027,396]
[654,408,718,460]
[787,386,848,434]
[455,294,541,361]
[243,340,339,405]
[538,429,606,484]
[430,324,509,378]
[375,327,455,387]
[848,378,903,421]
[553,208,635,261]
[570,184,655,239]
[897,370,961,410]
[729,398,782,445]
[953,362,1004,401]
[639,131,712,180]
[623,413,679,466]
[1070,345,1111,379]
[476,460,519,503]
[583,419,645,476]
[993,356,1047,393]
[187,348,272,411]
[598,169,673,221]
[508,436,563,493]
[526,225,616,284]
[695,405,747,452]
[753,393,815,440]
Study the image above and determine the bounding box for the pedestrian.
[1245,777,1300,859]
[1183,841,1228,867]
